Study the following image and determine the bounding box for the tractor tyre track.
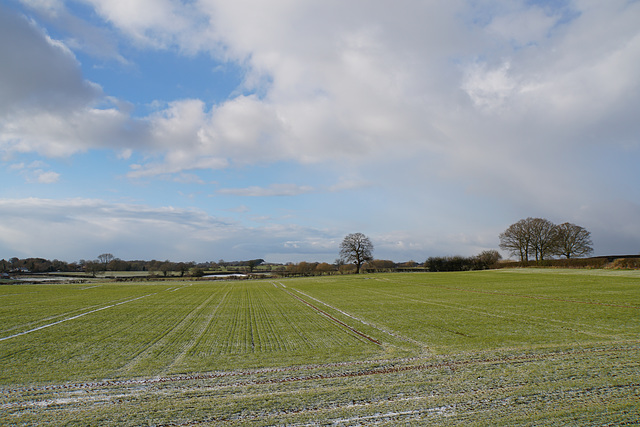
[281,289,381,345]
[3,344,636,396]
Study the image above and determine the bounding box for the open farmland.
[1,270,639,425]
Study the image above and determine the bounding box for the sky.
[1,0,639,264]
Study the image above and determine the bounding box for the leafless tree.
[500,218,594,262]
[528,217,558,261]
[554,222,593,258]
[499,219,533,262]
[340,233,373,274]
[85,261,102,277]
[97,253,114,270]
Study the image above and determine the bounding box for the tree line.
[425,250,503,272]
[0,223,596,277]
[1,253,503,277]
[337,233,503,274]
[0,255,259,276]
[275,252,504,276]
[499,218,593,262]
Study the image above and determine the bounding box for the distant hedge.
[497,256,640,269]
[606,258,640,269]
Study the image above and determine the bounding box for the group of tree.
[0,255,208,276]
[282,261,337,276]
[499,218,593,262]
[338,233,502,274]
[0,257,76,274]
[214,259,265,271]
[83,255,203,277]
[0,255,272,277]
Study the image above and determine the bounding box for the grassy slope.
[1,269,638,425]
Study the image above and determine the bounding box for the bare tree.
[554,222,593,258]
[499,219,532,262]
[528,218,558,261]
[500,218,593,262]
[500,217,560,261]
[97,253,114,270]
[159,261,173,277]
[85,261,102,277]
[339,233,373,274]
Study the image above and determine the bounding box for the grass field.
[1,269,638,425]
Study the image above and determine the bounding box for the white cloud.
[6,0,639,174]
[8,160,60,184]
[217,179,374,197]
[2,106,139,157]
[462,61,519,111]
[0,198,233,260]
[3,1,467,169]
[127,156,228,179]
[125,0,639,185]
[78,0,202,51]
[218,184,315,197]
[200,95,289,163]
[148,99,208,149]
[35,170,60,184]
[0,198,343,262]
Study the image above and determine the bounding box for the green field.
[1,270,639,425]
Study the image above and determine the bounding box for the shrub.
[496,258,610,269]
[606,258,640,270]
[190,268,205,277]
[339,264,357,274]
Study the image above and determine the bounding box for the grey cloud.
[0,6,152,157]
[0,6,101,114]
[576,200,640,256]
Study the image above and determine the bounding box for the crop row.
[186,282,378,358]
[287,272,640,353]
[2,270,638,388]
[0,281,384,384]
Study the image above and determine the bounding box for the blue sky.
[1,0,639,263]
